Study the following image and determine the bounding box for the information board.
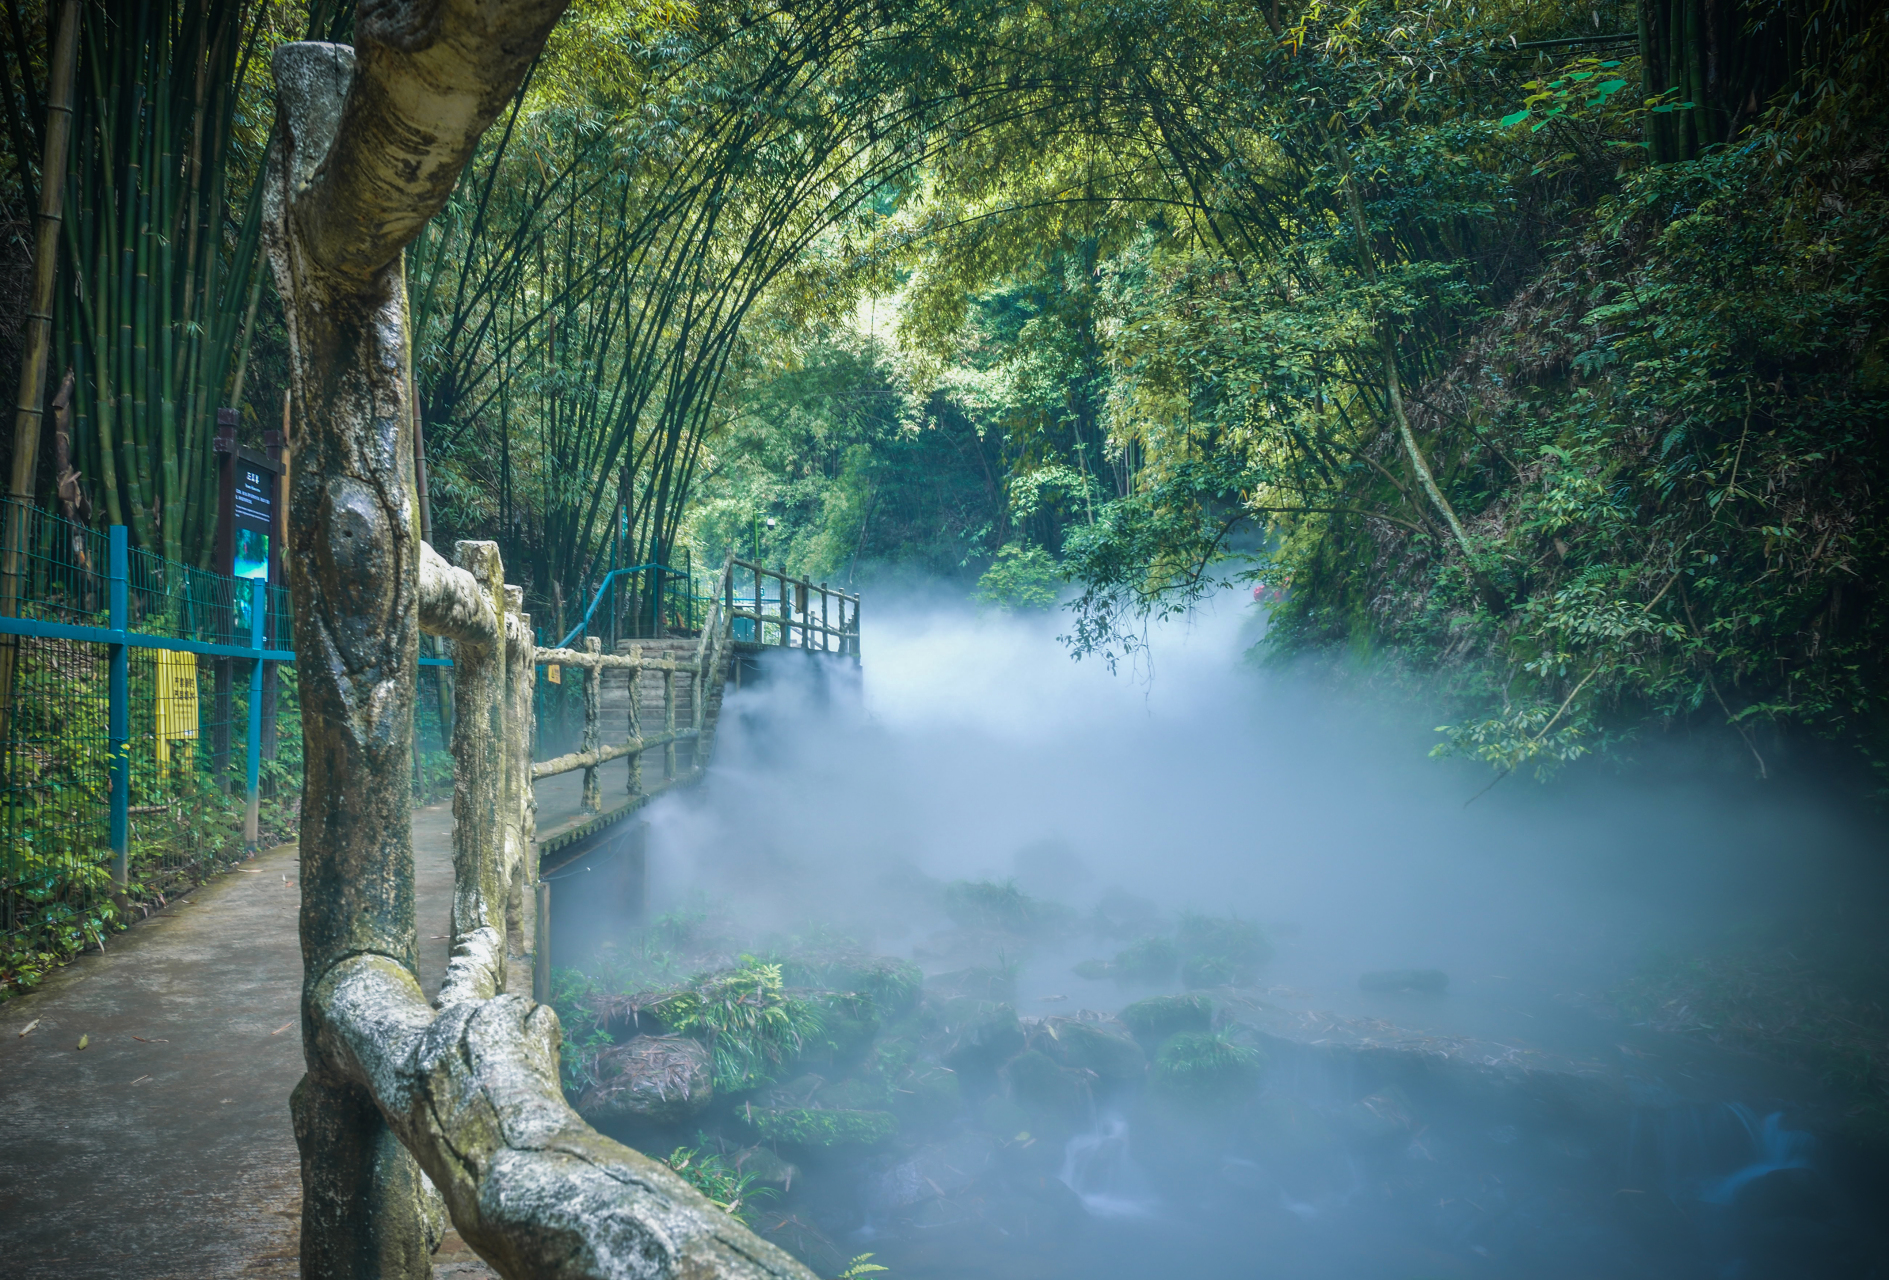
[231,460,275,581]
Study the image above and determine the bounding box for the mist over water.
[563,589,1889,1280]
[645,591,1876,1035]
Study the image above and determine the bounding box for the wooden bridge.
[525,559,859,984]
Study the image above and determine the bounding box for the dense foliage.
[2,0,1883,779]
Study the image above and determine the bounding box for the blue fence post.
[244,576,265,848]
[108,525,128,885]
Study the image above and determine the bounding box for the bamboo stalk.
[0,0,78,746]
[3,0,79,593]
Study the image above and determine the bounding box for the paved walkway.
[0,801,498,1279]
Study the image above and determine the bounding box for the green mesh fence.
[0,497,450,997]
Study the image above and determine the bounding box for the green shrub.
[1117,994,1212,1047]
[664,1145,774,1223]
[1037,1018,1145,1083]
[741,1105,899,1148]
[972,543,1063,612]
[942,879,1068,934]
[1111,935,1177,983]
[1181,955,1244,988]
[654,959,825,1090]
[1152,1030,1266,1102]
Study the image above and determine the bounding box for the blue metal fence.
[0,497,452,996]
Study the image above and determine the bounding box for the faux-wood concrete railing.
[265,14,818,1278]
[528,554,734,817]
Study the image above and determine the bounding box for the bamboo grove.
[402,0,1046,632]
[1,0,1884,782]
[49,0,266,567]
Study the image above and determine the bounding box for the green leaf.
[1500,109,1530,127]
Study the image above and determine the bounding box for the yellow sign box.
[545,663,561,685]
[155,649,199,776]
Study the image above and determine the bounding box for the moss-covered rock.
[887,1062,962,1129]
[1035,1017,1145,1084]
[574,1034,714,1125]
[785,953,925,1017]
[740,1104,900,1148]
[821,1073,894,1110]
[1118,994,1213,1048]
[851,956,926,1015]
[730,1144,801,1192]
[1111,936,1178,983]
[803,990,880,1064]
[1151,1030,1266,1103]
[1176,913,1272,982]
[1181,954,1250,988]
[942,879,1072,935]
[1072,958,1114,980]
[935,999,1025,1072]
[867,1132,996,1212]
[1003,1048,1088,1116]
[927,965,1018,1003]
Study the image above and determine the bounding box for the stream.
[553,593,1889,1279]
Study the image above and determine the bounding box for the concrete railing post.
[626,658,641,799]
[108,524,127,885]
[581,636,601,813]
[501,584,534,966]
[533,879,550,1005]
[663,666,676,781]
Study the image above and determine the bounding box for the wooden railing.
[529,558,730,829]
[528,557,861,843]
[725,557,860,661]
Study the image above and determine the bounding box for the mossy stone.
[573,1035,714,1125]
[1036,1018,1145,1084]
[1151,1031,1266,1103]
[741,1105,899,1148]
[806,992,880,1063]
[1118,994,1212,1048]
[937,999,1025,1072]
[1181,954,1254,988]
[821,1074,894,1110]
[1003,1048,1087,1116]
[1111,936,1178,983]
[888,1063,962,1129]
[787,953,925,1017]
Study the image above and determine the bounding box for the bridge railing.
[524,557,736,862]
[726,556,860,660]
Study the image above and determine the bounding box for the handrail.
[726,556,861,662]
[527,553,842,819]
[552,559,690,650]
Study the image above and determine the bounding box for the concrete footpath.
[0,801,498,1279]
